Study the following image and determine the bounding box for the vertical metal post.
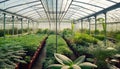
[56,0,58,53]
[104,12,107,46]
[28,19,29,33]
[88,18,91,35]
[59,22,60,32]
[94,15,97,35]
[81,19,83,33]
[21,18,23,35]
[12,16,14,35]
[49,23,51,30]
[3,13,6,38]
[32,21,34,33]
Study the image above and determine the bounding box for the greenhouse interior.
[0,0,120,69]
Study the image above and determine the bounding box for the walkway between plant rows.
[31,45,46,69]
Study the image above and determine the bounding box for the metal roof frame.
[4,0,40,10]
[73,0,104,9]
[15,3,42,13]
[0,0,9,3]
[69,7,90,14]
[20,7,44,15]
[0,8,36,21]
[77,2,120,21]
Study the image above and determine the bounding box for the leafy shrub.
[115,34,120,41]
[23,28,28,33]
[14,34,46,56]
[0,28,31,37]
[42,29,49,34]
[93,35,105,41]
[87,41,117,69]
[36,29,55,35]
[36,29,42,34]
[60,28,72,38]
[48,53,97,69]
[0,41,26,68]
[74,33,98,46]
[44,35,73,68]
[0,34,47,68]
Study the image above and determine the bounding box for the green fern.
[0,43,26,68]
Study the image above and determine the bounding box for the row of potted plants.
[0,34,47,69]
[61,28,120,69]
[42,35,74,69]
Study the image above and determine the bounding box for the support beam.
[77,3,120,20]
[88,18,91,35]
[3,13,6,38]
[20,18,23,35]
[94,15,97,35]
[0,9,35,21]
[81,19,83,33]
[5,1,40,10]
[12,16,14,35]
[56,0,58,53]
[104,12,107,46]
[28,19,30,33]
[0,0,9,3]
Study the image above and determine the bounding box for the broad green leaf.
[72,65,81,69]
[79,62,97,68]
[61,65,70,69]
[74,55,85,65]
[54,53,73,65]
[111,59,119,63]
[48,64,62,69]
[106,47,116,51]
[86,58,94,62]
[114,54,120,58]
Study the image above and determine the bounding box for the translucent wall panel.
[38,22,71,30]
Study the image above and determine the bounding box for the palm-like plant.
[48,53,97,69]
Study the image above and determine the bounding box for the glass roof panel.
[5,2,41,12]
[65,0,119,20]
[0,0,119,21]
[5,0,38,9]
[72,1,102,12]
[108,0,120,3]
[74,0,115,8]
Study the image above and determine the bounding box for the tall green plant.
[97,18,106,32]
[71,20,75,35]
[48,53,97,69]
[97,18,107,46]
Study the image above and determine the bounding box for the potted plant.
[48,53,97,69]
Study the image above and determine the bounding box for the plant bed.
[17,36,48,69]
[63,37,95,61]
[62,32,98,57]
[0,34,47,69]
[43,35,74,68]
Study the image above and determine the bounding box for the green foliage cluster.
[93,35,105,41]
[48,53,97,69]
[47,35,73,56]
[87,41,118,69]
[112,31,120,41]
[14,34,46,56]
[36,29,55,34]
[0,34,46,68]
[0,28,32,37]
[0,38,26,69]
[43,35,73,68]
[60,28,72,38]
[74,33,98,46]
